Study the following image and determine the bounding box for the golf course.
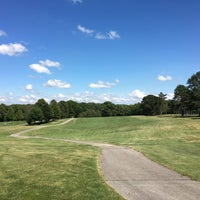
[0,116,200,199]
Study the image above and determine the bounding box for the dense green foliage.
[174,71,200,116]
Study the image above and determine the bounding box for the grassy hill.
[0,116,200,199]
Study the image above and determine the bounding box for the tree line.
[0,71,199,124]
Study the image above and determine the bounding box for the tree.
[50,99,61,120]
[26,106,43,125]
[58,101,69,118]
[35,99,51,123]
[141,95,160,116]
[12,105,25,121]
[66,100,80,117]
[167,100,176,114]
[78,109,101,118]
[0,104,7,122]
[158,92,168,115]
[101,101,116,117]
[130,103,143,115]
[187,71,200,116]
[174,85,191,117]
[5,106,16,121]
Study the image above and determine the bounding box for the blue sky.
[0,0,200,104]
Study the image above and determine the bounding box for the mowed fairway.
[0,122,123,200]
[26,116,200,181]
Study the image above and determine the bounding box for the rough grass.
[26,116,200,181]
[0,122,123,200]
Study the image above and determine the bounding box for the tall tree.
[58,101,69,118]
[141,95,160,116]
[158,92,168,115]
[35,99,51,123]
[101,101,116,117]
[174,85,191,117]
[26,105,43,125]
[66,100,80,117]
[5,106,16,121]
[50,99,61,120]
[187,71,200,116]
[0,104,6,122]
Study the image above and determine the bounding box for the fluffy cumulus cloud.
[157,75,172,81]
[54,91,130,104]
[89,80,119,89]
[29,64,51,75]
[77,25,120,40]
[0,96,6,102]
[18,95,39,104]
[29,59,60,74]
[39,59,61,68]
[58,93,66,98]
[46,79,71,88]
[0,43,27,56]
[129,89,146,101]
[0,30,7,36]
[0,93,40,104]
[25,84,33,90]
[166,93,174,100]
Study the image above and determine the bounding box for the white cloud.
[95,31,120,40]
[0,43,27,56]
[29,59,60,74]
[89,80,119,89]
[0,96,6,102]
[71,0,82,4]
[58,93,66,98]
[108,31,120,39]
[54,91,130,104]
[129,90,146,100]
[25,84,33,90]
[0,30,7,37]
[166,93,174,100]
[157,75,172,81]
[77,25,120,40]
[46,79,71,88]
[39,59,61,68]
[95,33,107,40]
[77,25,94,35]
[18,95,39,104]
[29,64,51,75]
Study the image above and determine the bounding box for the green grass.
[0,121,123,200]
[26,116,200,181]
[1,116,200,199]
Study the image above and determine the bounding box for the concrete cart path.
[11,119,200,200]
[100,145,200,200]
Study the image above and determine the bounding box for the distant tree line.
[0,71,199,124]
[141,71,200,116]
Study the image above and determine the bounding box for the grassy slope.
[26,116,200,181]
[0,122,123,200]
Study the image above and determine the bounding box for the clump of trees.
[174,71,200,116]
[141,71,200,117]
[0,71,199,125]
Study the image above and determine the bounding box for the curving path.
[11,119,200,200]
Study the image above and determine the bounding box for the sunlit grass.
[26,116,200,180]
[0,122,123,200]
